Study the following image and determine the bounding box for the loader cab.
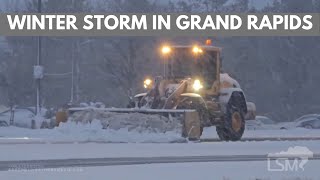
[161,45,221,94]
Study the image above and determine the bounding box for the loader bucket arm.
[163,80,188,109]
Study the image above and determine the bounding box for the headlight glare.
[144,78,152,89]
[161,46,171,55]
[193,79,203,91]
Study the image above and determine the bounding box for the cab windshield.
[167,47,217,88]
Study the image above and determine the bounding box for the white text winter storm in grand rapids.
[6,14,313,31]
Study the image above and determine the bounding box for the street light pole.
[70,42,74,104]
[36,0,42,116]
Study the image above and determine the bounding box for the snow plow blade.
[67,107,201,140]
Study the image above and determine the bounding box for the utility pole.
[75,41,80,103]
[36,0,42,116]
[70,42,74,104]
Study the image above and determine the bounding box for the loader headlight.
[144,78,152,89]
[161,46,171,55]
[192,46,203,54]
[193,79,203,91]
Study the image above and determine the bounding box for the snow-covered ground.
[0,120,319,179]
[1,160,319,180]
[0,120,184,143]
[0,120,320,143]
[203,126,320,139]
[0,140,319,180]
[0,140,319,161]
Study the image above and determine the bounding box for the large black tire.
[216,94,246,141]
[176,97,208,138]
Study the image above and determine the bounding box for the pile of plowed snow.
[57,120,184,143]
[0,110,186,143]
[0,119,184,143]
[70,110,183,134]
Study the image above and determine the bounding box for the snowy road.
[1,140,319,179]
[1,125,320,179]
[1,141,320,161]
[202,136,320,142]
[2,125,320,143]
[1,154,320,171]
[1,137,320,145]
